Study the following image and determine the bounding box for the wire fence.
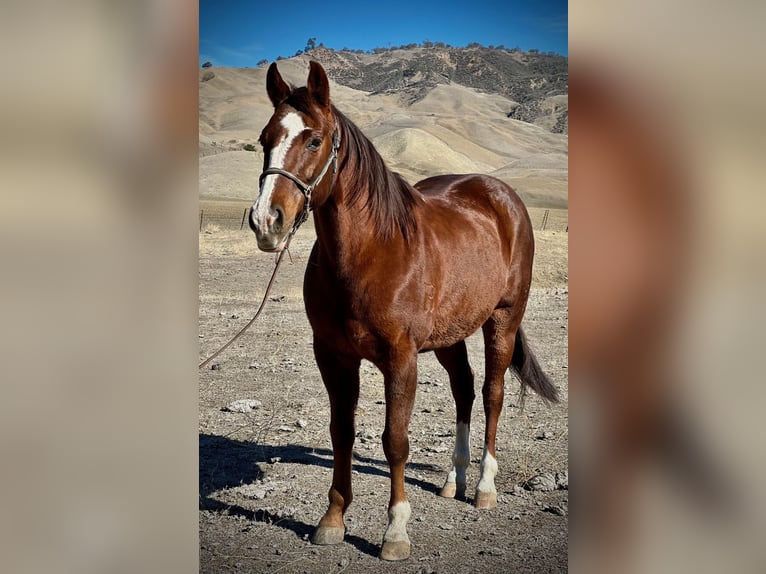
[199,207,568,232]
[199,145,246,158]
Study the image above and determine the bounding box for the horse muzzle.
[249,205,289,252]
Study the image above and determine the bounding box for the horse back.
[414,173,534,254]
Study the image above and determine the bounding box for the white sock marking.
[445,422,471,486]
[476,445,498,494]
[384,501,411,543]
[253,112,306,227]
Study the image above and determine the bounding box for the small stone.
[269,295,286,302]
[222,399,262,413]
[338,558,349,567]
[511,513,521,520]
[526,473,557,492]
[239,485,267,500]
[278,426,295,432]
[296,419,308,428]
[543,504,567,516]
[511,484,525,496]
[536,430,555,440]
[439,523,453,530]
[269,456,281,464]
[479,547,504,556]
[248,363,259,369]
[211,363,221,371]
[555,471,568,489]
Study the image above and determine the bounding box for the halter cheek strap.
[258,127,340,233]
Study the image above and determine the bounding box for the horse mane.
[332,106,422,241]
[283,88,421,241]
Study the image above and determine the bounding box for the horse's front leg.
[311,340,361,546]
[379,349,418,561]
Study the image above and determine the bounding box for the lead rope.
[199,126,340,370]
[198,231,295,370]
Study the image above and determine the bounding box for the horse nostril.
[272,206,285,232]
[248,207,258,234]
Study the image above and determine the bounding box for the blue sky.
[199,0,567,67]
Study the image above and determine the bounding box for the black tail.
[512,325,559,407]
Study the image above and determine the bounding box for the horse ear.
[266,63,290,107]
[307,61,330,108]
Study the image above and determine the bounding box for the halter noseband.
[258,127,340,233]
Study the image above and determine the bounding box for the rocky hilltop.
[291,45,567,133]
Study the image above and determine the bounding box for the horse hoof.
[312,526,345,545]
[380,540,411,561]
[439,482,466,499]
[439,482,456,498]
[474,491,497,509]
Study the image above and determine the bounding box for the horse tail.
[512,325,559,407]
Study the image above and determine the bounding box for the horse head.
[249,61,337,252]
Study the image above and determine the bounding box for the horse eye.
[307,137,322,150]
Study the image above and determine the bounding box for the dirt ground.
[199,217,568,573]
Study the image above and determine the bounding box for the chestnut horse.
[249,61,558,561]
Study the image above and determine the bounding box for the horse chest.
[305,272,432,360]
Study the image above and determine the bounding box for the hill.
[199,47,567,208]
[292,44,567,134]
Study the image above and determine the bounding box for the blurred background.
[570,1,766,572]
[0,0,764,572]
[0,1,199,573]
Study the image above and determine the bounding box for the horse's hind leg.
[434,341,475,500]
[476,309,520,509]
[312,340,361,546]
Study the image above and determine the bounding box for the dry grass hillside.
[199,57,567,209]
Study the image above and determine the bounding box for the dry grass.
[514,426,570,484]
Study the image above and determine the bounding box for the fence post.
[199,210,203,231]
[240,208,248,230]
[542,209,549,230]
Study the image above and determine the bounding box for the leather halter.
[258,127,340,233]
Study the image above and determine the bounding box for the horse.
[249,61,558,561]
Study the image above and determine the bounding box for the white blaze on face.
[252,112,306,228]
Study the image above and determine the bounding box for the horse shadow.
[199,433,444,557]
